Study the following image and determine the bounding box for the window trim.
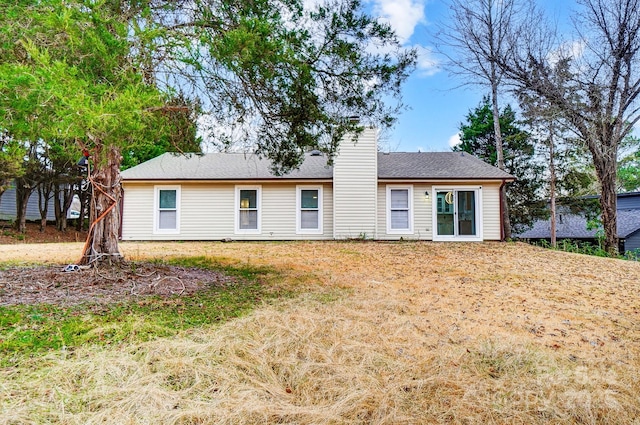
[296,185,323,235]
[235,185,262,234]
[153,185,181,234]
[386,185,414,234]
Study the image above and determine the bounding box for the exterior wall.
[375,181,503,241]
[332,128,378,239]
[121,182,333,241]
[624,231,640,253]
[376,183,433,240]
[0,186,68,221]
[0,188,46,221]
[618,193,640,210]
[481,183,502,240]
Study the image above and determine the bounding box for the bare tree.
[436,0,530,240]
[501,0,640,254]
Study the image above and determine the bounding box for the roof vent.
[309,149,322,156]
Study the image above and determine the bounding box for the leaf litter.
[0,263,235,306]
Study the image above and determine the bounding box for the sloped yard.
[1,240,639,424]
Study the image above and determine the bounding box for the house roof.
[516,209,640,239]
[377,152,514,180]
[121,151,514,181]
[121,152,333,180]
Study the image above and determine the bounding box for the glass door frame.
[431,186,483,241]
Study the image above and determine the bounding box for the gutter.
[118,187,124,240]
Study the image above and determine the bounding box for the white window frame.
[431,186,483,242]
[235,185,262,234]
[386,185,414,234]
[153,185,180,234]
[296,185,323,234]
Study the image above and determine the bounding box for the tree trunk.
[13,179,33,233]
[54,184,64,231]
[491,84,511,240]
[548,134,556,248]
[598,167,619,255]
[79,145,123,266]
[76,181,91,232]
[55,182,75,232]
[38,181,53,232]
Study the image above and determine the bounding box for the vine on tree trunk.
[79,146,123,266]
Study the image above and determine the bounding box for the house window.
[236,186,261,233]
[154,186,180,234]
[297,186,323,234]
[387,186,413,234]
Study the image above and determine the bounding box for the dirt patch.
[0,221,87,245]
[0,223,232,307]
[0,262,236,306]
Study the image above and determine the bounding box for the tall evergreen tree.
[455,97,545,233]
[0,0,414,265]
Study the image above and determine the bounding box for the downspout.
[118,187,124,240]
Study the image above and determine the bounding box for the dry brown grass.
[2,241,640,424]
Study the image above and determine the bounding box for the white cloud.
[448,133,461,148]
[414,45,440,76]
[371,0,426,44]
[547,39,586,67]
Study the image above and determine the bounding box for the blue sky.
[376,0,574,152]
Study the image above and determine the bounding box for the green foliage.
[165,0,415,173]
[0,0,413,174]
[120,93,203,170]
[0,134,25,193]
[0,0,185,168]
[455,96,546,232]
[538,239,611,258]
[0,258,293,366]
[618,146,640,192]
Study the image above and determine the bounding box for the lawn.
[1,240,639,424]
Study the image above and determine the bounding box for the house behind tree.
[120,129,514,242]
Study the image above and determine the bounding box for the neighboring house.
[120,129,515,242]
[0,187,81,222]
[516,192,640,253]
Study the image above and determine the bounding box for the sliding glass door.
[434,188,481,240]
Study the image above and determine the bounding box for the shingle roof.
[377,152,514,179]
[121,152,333,180]
[516,209,640,239]
[121,151,514,181]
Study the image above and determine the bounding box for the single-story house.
[120,129,515,241]
[516,192,640,253]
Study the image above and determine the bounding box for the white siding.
[376,181,503,241]
[481,183,502,240]
[377,183,433,240]
[121,183,155,239]
[333,128,378,239]
[121,182,333,240]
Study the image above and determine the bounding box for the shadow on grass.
[0,256,295,366]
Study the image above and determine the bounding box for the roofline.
[618,224,640,238]
[122,178,334,184]
[123,177,516,184]
[377,177,516,183]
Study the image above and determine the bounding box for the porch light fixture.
[424,190,430,200]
